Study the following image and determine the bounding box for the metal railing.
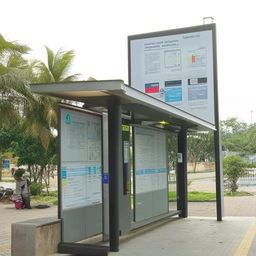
[238,169,256,186]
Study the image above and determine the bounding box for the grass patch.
[169,191,216,201]
[169,190,253,202]
[1,179,15,182]
[31,190,58,206]
[188,191,216,201]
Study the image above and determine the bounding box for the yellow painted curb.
[0,244,11,252]
[234,222,256,256]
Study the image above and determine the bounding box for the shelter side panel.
[60,107,102,242]
[134,127,168,222]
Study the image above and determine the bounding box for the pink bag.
[15,200,23,209]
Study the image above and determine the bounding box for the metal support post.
[212,23,224,221]
[108,98,122,252]
[214,128,224,221]
[177,127,188,218]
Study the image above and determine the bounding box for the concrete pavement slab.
[108,217,256,256]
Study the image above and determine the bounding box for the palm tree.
[24,46,81,150]
[0,35,32,180]
[23,47,80,188]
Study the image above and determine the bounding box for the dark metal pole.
[108,97,121,252]
[212,24,224,221]
[177,127,188,218]
[57,105,63,242]
[214,128,224,221]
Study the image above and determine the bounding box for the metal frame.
[177,127,188,218]
[57,105,62,240]
[128,24,217,125]
[107,97,122,251]
[128,23,223,221]
[212,25,224,221]
[132,125,172,224]
[58,104,107,255]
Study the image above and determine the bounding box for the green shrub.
[223,155,247,193]
[30,182,44,195]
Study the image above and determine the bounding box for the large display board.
[134,127,168,221]
[60,107,102,210]
[59,105,103,242]
[129,24,216,125]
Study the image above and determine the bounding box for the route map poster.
[129,26,216,125]
[60,106,102,210]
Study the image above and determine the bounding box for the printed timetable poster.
[60,106,102,210]
[129,25,216,125]
[134,127,168,194]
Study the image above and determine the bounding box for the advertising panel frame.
[128,23,218,128]
[129,24,224,221]
[58,103,104,242]
[132,125,171,223]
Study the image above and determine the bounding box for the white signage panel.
[129,27,215,125]
[60,107,102,210]
[134,127,168,194]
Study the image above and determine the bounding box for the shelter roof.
[30,80,215,132]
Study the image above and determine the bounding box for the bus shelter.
[31,79,223,255]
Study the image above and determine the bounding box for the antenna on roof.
[203,17,214,24]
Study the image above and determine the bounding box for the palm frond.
[40,46,78,82]
[37,62,54,83]
[45,46,55,77]
[0,34,30,57]
[53,49,75,81]
[0,99,20,128]
[6,54,28,69]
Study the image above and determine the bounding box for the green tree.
[187,131,214,172]
[223,155,247,192]
[24,46,80,150]
[20,46,79,192]
[12,132,56,194]
[0,34,32,129]
[243,124,256,154]
[0,128,14,180]
[0,37,80,187]
[0,35,38,179]
[168,135,177,171]
[221,118,248,152]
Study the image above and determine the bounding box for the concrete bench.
[12,217,61,256]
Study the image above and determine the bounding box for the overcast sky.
[1,0,256,123]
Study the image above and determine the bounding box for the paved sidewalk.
[109,217,256,256]
[1,171,256,256]
[189,195,256,217]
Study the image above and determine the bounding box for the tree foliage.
[168,135,177,171]
[37,46,80,83]
[0,35,79,187]
[221,117,256,156]
[221,118,248,152]
[187,131,214,172]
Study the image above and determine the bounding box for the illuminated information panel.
[60,107,102,210]
[134,127,168,194]
[129,25,216,125]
